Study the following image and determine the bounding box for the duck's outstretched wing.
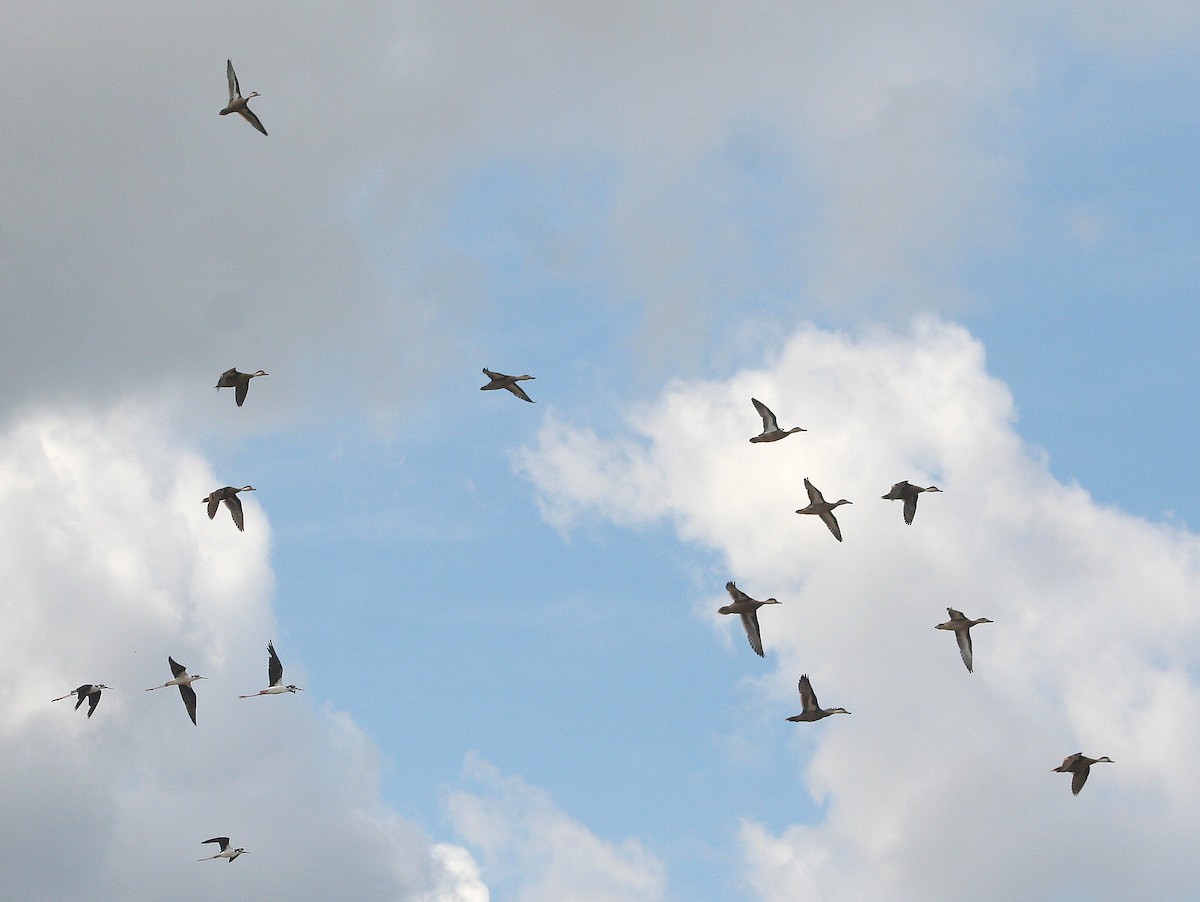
[224,494,245,531]
[238,107,268,136]
[740,611,765,657]
[751,398,778,432]
[226,60,239,103]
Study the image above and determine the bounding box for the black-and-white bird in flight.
[52,684,110,719]
[199,836,249,862]
[240,641,303,698]
[146,657,206,725]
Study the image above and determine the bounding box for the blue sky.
[1,3,1199,900]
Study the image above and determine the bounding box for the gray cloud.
[0,2,1044,424]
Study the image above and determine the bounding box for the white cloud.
[519,319,1200,900]
[446,753,665,902]
[0,405,485,901]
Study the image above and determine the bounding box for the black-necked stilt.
[52,684,110,719]
[146,657,206,725]
[199,836,249,862]
[239,641,303,698]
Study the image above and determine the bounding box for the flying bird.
[240,641,303,698]
[934,608,992,673]
[52,684,110,719]
[480,368,535,403]
[1053,752,1113,796]
[787,674,850,722]
[749,398,806,443]
[203,485,256,531]
[215,368,268,407]
[882,481,942,525]
[146,657,206,725]
[199,837,249,862]
[220,59,267,135]
[718,581,781,657]
[795,478,852,542]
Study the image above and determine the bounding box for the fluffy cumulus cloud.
[520,319,1200,901]
[0,405,485,902]
[446,753,665,902]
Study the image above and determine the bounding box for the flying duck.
[220,60,267,135]
[718,581,781,657]
[749,398,805,443]
[882,481,942,525]
[215,368,268,407]
[795,478,851,542]
[787,674,850,722]
[480,368,536,403]
[1053,753,1113,796]
[203,485,256,531]
[934,608,992,673]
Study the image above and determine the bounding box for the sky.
[0,2,1198,900]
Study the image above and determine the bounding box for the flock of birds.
[720,397,1111,795]
[47,64,297,865]
[49,58,1105,876]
